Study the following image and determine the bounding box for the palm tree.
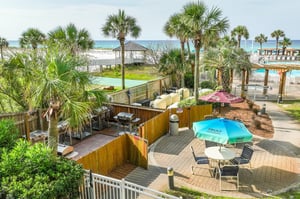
[164,13,190,87]
[254,34,268,55]
[232,48,252,98]
[0,52,35,112]
[48,23,94,56]
[182,1,229,102]
[279,37,292,55]
[19,28,46,50]
[231,25,249,48]
[271,29,285,55]
[0,37,9,60]
[31,46,106,154]
[159,49,185,87]
[203,43,251,96]
[102,9,141,90]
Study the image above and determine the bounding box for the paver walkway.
[125,101,300,198]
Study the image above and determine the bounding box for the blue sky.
[1,0,299,40]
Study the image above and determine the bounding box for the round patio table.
[205,146,235,161]
[205,146,236,177]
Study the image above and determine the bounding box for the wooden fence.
[138,104,212,145]
[109,103,164,124]
[108,76,171,104]
[0,110,46,140]
[0,103,212,176]
[76,133,148,175]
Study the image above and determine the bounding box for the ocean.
[8,39,300,52]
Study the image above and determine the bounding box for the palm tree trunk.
[186,39,191,57]
[48,114,59,155]
[263,69,269,95]
[0,100,5,112]
[120,38,125,90]
[0,46,3,60]
[221,68,230,92]
[259,44,262,55]
[238,36,241,48]
[246,70,250,85]
[217,68,222,86]
[241,69,246,98]
[194,46,200,102]
[180,40,185,88]
[276,38,279,55]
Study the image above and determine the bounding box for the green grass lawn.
[91,65,161,80]
[278,100,300,122]
[166,186,300,199]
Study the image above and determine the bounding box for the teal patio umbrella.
[192,118,253,145]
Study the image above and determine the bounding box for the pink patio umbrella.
[199,90,244,104]
[199,90,244,113]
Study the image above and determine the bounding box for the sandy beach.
[82,49,116,60]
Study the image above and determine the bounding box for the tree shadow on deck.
[153,128,194,155]
[255,139,300,156]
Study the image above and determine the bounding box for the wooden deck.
[69,123,120,161]
[66,123,137,178]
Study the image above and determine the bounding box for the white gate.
[79,171,181,199]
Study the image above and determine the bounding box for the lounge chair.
[190,146,209,175]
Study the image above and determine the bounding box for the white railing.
[79,171,181,199]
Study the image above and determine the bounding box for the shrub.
[200,80,216,89]
[184,72,194,88]
[0,119,20,154]
[0,140,84,199]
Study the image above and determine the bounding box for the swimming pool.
[90,76,147,87]
[253,68,300,77]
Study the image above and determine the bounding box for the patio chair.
[190,146,209,175]
[230,144,254,169]
[217,165,239,191]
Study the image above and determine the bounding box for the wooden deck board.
[71,125,120,160]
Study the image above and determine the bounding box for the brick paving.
[125,102,300,198]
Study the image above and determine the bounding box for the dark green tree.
[0,140,84,199]
[0,119,19,156]
[159,49,185,87]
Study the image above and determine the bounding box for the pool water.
[253,69,300,77]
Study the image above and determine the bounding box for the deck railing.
[79,171,181,199]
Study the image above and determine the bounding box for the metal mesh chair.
[217,165,239,191]
[190,146,209,175]
[230,144,254,169]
